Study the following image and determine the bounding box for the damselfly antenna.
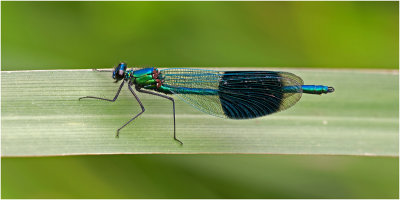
[92,69,114,72]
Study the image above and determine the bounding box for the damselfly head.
[112,63,127,82]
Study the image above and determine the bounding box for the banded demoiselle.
[80,63,335,144]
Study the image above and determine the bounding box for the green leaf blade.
[2,69,398,156]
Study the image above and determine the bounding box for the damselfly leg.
[136,87,182,145]
[79,81,125,102]
[78,81,146,138]
[116,84,146,138]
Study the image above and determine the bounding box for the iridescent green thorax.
[129,68,164,90]
[132,68,155,78]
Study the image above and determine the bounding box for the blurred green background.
[2,1,398,70]
[2,155,399,199]
[2,1,399,199]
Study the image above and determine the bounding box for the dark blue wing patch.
[218,71,302,119]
